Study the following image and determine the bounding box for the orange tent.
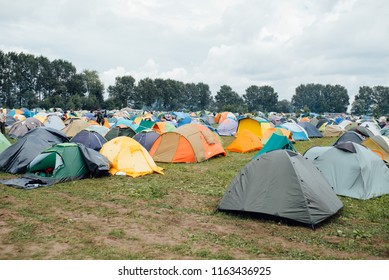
[300,117,310,122]
[149,124,226,163]
[261,127,293,144]
[152,122,176,134]
[226,130,263,153]
[214,112,236,124]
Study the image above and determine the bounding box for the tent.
[0,143,110,189]
[297,122,322,138]
[261,127,293,145]
[84,125,109,137]
[8,118,44,139]
[150,124,226,163]
[100,136,163,177]
[214,112,236,124]
[237,117,271,139]
[105,125,137,141]
[359,121,381,136]
[226,130,263,153]
[253,133,296,159]
[152,122,176,134]
[135,120,155,133]
[133,130,160,151]
[381,125,389,136]
[62,118,90,138]
[219,150,343,227]
[71,130,107,151]
[280,123,309,141]
[0,133,11,154]
[322,125,344,137]
[304,142,389,200]
[0,127,69,174]
[44,114,65,131]
[362,135,389,164]
[332,131,365,146]
[217,118,238,136]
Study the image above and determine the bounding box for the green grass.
[0,136,388,260]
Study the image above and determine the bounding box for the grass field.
[0,136,388,260]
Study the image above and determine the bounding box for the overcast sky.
[1,0,388,103]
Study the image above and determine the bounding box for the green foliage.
[292,83,349,113]
[243,85,279,112]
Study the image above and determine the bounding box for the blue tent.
[298,122,322,138]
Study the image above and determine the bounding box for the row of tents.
[0,109,388,229]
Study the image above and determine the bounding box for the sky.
[1,0,388,103]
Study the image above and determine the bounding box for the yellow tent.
[100,136,163,177]
[226,130,263,153]
[362,135,389,164]
[237,117,271,139]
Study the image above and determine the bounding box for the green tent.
[253,133,296,159]
[219,150,343,227]
[0,133,11,154]
[135,120,155,133]
[27,143,89,183]
[105,126,136,141]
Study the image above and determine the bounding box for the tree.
[322,84,349,113]
[135,78,156,109]
[243,85,278,112]
[215,85,246,112]
[292,84,323,113]
[82,70,104,107]
[372,86,389,116]
[277,99,293,113]
[107,75,136,109]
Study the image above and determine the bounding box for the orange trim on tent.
[172,136,196,162]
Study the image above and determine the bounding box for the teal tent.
[253,133,296,159]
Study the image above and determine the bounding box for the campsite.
[0,114,388,259]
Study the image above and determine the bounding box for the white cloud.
[1,0,388,105]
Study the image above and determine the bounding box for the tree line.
[1,50,388,115]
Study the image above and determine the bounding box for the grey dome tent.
[332,131,365,146]
[304,142,389,200]
[0,127,69,174]
[219,150,343,227]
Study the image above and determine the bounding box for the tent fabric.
[84,125,110,137]
[362,135,389,164]
[61,118,90,138]
[71,130,107,151]
[135,120,155,133]
[8,118,44,139]
[237,117,271,139]
[304,142,389,200]
[219,150,343,227]
[297,122,322,138]
[381,126,389,136]
[261,127,293,145]
[226,130,263,153]
[100,136,163,177]
[253,133,296,159]
[0,143,110,189]
[133,130,160,151]
[323,125,345,137]
[150,124,226,163]
[332,131,365,146]
[44,114,65,131]
[152,122,177,134]
[217,118,238,136]
[104,125,137,141]
[0,127,69,174]
[280,123,309,141]
[214,112,236,124]
[359,122,381,136]
[0,133,11,154]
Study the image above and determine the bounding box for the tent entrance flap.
[28,152,64,175]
